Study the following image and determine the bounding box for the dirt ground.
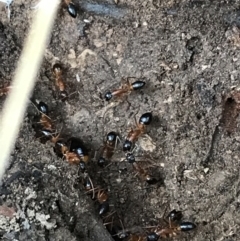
[1,0,240,240]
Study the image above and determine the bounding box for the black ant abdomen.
[99,201,109,216]
[67,2,77,18]
[107,131,117,143]
[37,101,49,115]
[139,112,152,125]
[68,137,89,158]
[147,232,159,241]
[167,210,183,222]
[41,129,53,137]
[126,152,135,163]
[146,176,158,185]
[110,225,129,240]
[180,222,196,231]
[131,80,145,90]
[105,91,113,101]
[83,177,92,191]
[123,140,133,152]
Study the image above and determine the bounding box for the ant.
[54,140,81,164]
[62,0,77,18]
[128,234,145,241]
[54,137,89,171]
[34,100,54,131]
[104,77,145,101]
[31,100,57,143]
[97,189,109,216]
[83,176,109,216]
[123,112,153,152]
[147,210,196,240]
[98,132,118,167]
[131,157,157,185]
[52,63,68,101]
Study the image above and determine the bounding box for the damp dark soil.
[1,0,240,240]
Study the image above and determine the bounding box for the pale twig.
[0,0,60,183]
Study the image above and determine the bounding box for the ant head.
[123,140,133,152]
[68,138,88,156]
[52,63,62,73]
[79,161,86,173]
[67,2,77,18]
[167,210,183,222]
[105,91,113,101]
[147,232,159,241]
[126,152,135,163]
[55,139,66,148]
[99,201,109,216]
[60,90,68,101]
[139,112,152,125]
[84,177,92,191]
[98,157,106,167]
[107,132,117,142]
[37,101,49,115]
[117,231,129,239]
[41,129,52,138]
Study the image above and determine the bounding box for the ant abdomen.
[139,112,152,125]
[37,101,49,115]
[83,177,92,191]
[41,129,53,137]
[67,2,77,18]
[146,176,158,185]
[107,131,117,143]
[131,80,145,90]
[147,232,159,241]
[180,222,196,231]
[99,201,109,216]
[126,152,135,163]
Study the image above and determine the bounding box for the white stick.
[0,0,60,182]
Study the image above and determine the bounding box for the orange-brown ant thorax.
[64,152,80,164]
[97,190,108,203]
[128,234,145,241]
[127,128,142,143]
[40,114,53,130]
[155,227,179,238]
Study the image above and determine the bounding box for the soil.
[1,0,240,240]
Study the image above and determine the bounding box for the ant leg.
[115,135,122,148]
[134,114,138,127]
[125,97,132,111]
[95,84,105,101]
[120,77,128,88]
